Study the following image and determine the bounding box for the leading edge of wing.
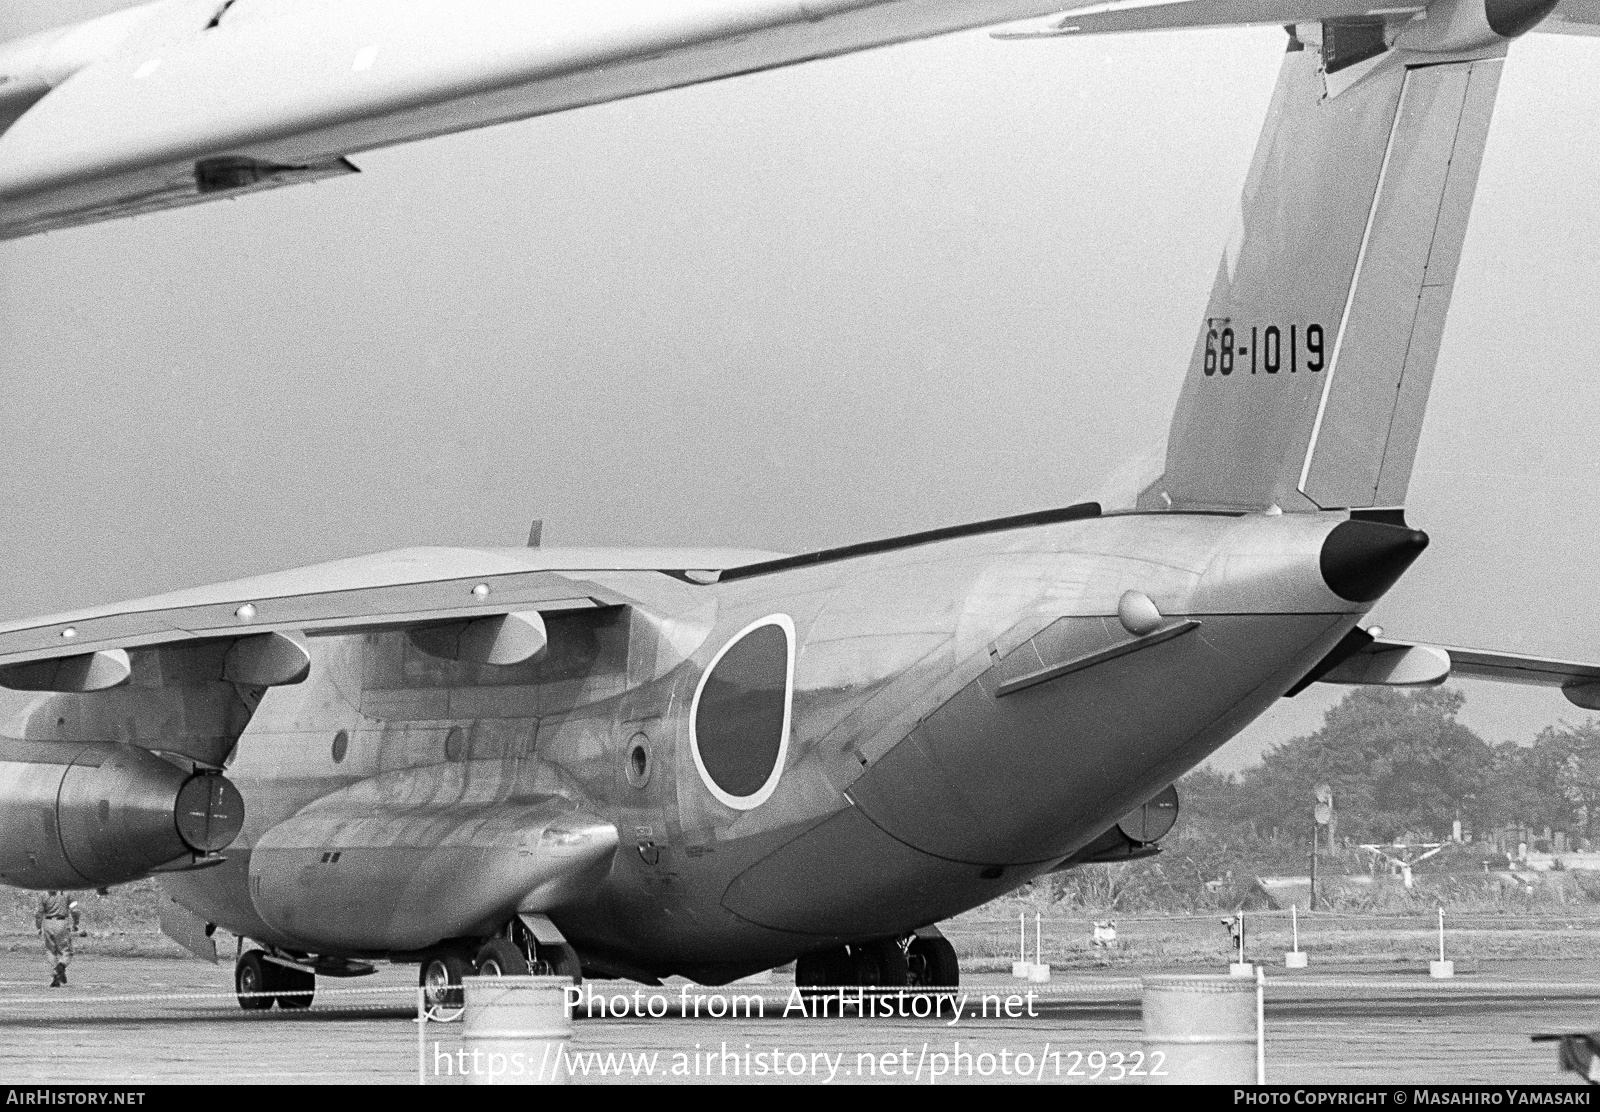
[0,545,786,666]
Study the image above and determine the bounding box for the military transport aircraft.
[0,0,1596,1007]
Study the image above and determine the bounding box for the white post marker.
[1029,911,1051,983]
[1255,965,1266,1084]
[1286,904,1308,968]
[1430,908,1454,978]
[1012,911,1032,979]
[1230,911,1254,977]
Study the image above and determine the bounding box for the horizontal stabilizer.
[1436,644,1600,709]
[1318,637,1450,685]
[1332,636,1600,710]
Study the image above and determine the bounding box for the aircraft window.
[444,726,467,762]
[690,616,794,810]
[331,730,348,764]
[626,733,652,788]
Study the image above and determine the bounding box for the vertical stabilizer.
[1140,33,1504,513]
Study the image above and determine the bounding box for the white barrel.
[461,975,572,1085]
[1141,975,1257,1084]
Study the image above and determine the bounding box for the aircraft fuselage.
[75,507,1396,983]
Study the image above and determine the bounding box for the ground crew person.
[35,890,80,987]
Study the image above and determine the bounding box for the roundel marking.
[689,614,795,811]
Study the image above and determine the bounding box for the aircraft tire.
[235,951,273,1011]
[272,963,316,1009]
[474,938,530,977]
[795,947,848,997]
[542,941,583,983]
[848,940,910,987]
[420,948,472,1010]
[906,935,959,989]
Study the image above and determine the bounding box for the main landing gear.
[795,932,960,993]
[418,922,583,1010]
[235,950,316,1010]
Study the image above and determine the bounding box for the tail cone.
[1320,519,1429,602]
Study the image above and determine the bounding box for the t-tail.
[1131,0,1558,515]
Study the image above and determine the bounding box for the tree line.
[1183,687,1600,848]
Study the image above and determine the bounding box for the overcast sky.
[5,1,1600,772]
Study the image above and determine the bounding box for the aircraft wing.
[991,0,1600,38]
[0,0,1082,241]
[0,545,779,687]
[9,0,1597,241]
[992,0,1422,38]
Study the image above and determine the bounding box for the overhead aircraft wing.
[0,0,1078,241]
[991,0,1600,38]
[992,0,1423,38]
[9,0,1594,240]
[0,545,780,684]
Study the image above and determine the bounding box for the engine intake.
[0,741,243,889]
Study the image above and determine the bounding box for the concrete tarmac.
[0,951,1593,1085]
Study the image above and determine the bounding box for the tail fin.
[1139,31,1504,513]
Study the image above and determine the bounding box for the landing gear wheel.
[235,951,273,1011]
[474,938,529,977]
[846,939,909,987]
[906,935,960,989]
[271,963,316,1009]
[795,947,848,998]
[420,949,472,1010]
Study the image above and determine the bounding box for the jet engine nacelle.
[1398,0,1557,53]
[0,741,244,889]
